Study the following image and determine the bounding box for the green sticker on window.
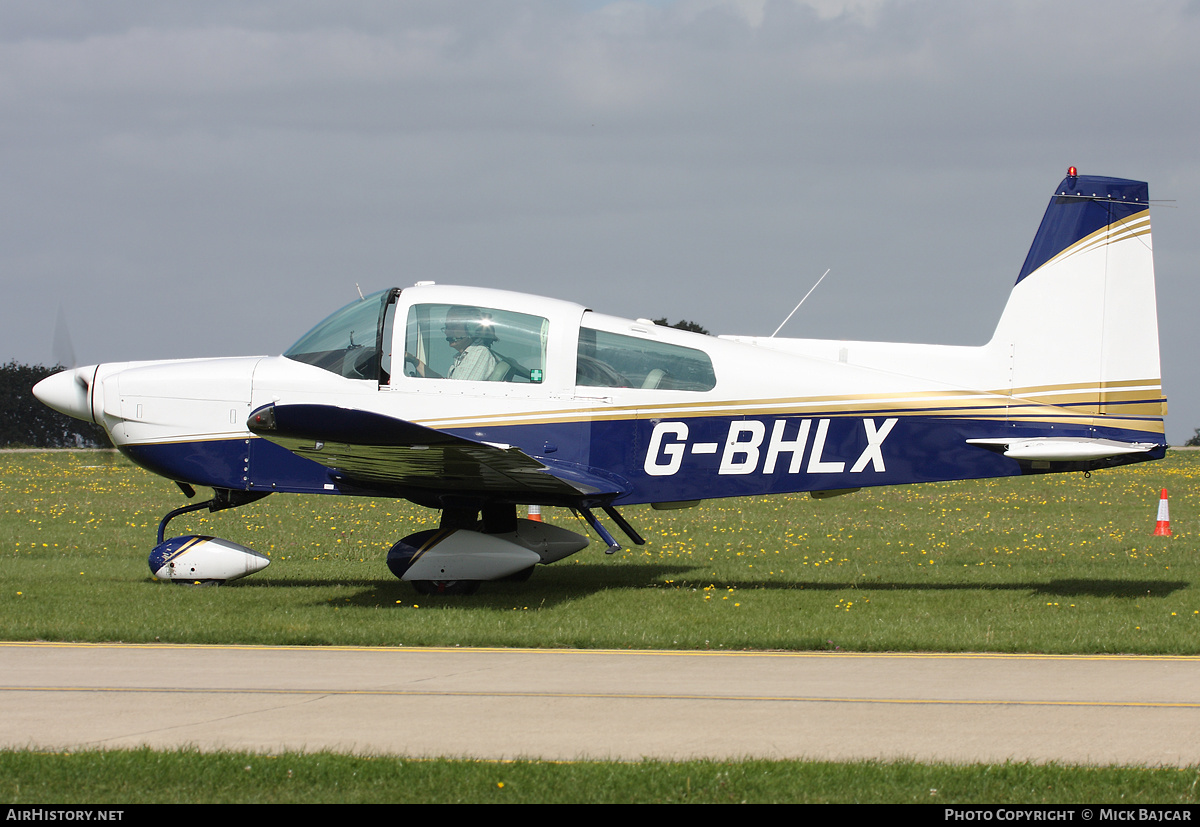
[530,368,543,383]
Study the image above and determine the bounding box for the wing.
[247,403,629,503]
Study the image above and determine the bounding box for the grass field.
[1,449,1196,653]
[4,449,1198,804]
[5,750,1200,804]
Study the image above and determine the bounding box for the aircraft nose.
[33,366,96,422]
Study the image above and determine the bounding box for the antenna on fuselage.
[770,268,830,338]
[355,283,365,300]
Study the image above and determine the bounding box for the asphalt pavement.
[3,642,1198,765]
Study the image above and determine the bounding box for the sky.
[2,0,1197,442]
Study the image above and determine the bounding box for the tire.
[498,565,535,583]
[410,579,481,596]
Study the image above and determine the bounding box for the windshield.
[285,290,391,380]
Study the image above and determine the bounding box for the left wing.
[247,404,628,503]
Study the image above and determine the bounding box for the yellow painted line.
[3,684,1198,710]
[4,641,1200,663]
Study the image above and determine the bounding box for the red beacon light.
[1067,166,1078,178]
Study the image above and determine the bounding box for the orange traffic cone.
[1153,488,1172,536]
[528,504,543,523]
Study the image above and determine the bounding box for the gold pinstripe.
[159,535,207,564]
[406,378,1166,436]
[1036,209,1151,274]
[118,377,1166,449]
[400,529,454,568]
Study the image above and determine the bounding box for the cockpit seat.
[487,352,531,382]
[641,368,667,389]
[488,359,514,382]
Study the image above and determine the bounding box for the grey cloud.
[1,0,1196,440]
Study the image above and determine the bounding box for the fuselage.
[34,281,1166,508]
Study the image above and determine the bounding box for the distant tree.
[1185,428,1200,448]
[652,317,710,336]
[0,361,111,448]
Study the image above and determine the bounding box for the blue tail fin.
[1016,173,1150,283]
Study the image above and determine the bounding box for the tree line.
[0,362,110,448]
[652,318,710,335]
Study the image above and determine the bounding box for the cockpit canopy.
[284,284,717,392]
[284,289,395,380]
[283,288,552,384]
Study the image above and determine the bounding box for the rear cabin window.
[403,304,548,383]
[576,329,716,391]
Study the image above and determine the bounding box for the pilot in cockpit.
[405,306,499,381]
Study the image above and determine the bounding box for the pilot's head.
[443,306,491,352]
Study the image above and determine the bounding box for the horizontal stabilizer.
[966,437,1160,462]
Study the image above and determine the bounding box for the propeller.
[52,303,89,392]
[54,303,77,369]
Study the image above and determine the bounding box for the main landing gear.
[386,503,643,595]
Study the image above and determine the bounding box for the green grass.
[4,450,1199,803]
[4,750,1200,804]
[2,449,1197,652]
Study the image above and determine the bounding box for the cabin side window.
[576,329,716,391]
[403,304,548,383]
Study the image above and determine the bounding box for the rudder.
[988,170,1165,435]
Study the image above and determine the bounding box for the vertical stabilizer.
[988,172,1165,434]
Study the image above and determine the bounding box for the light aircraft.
[34,170,1167,593]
